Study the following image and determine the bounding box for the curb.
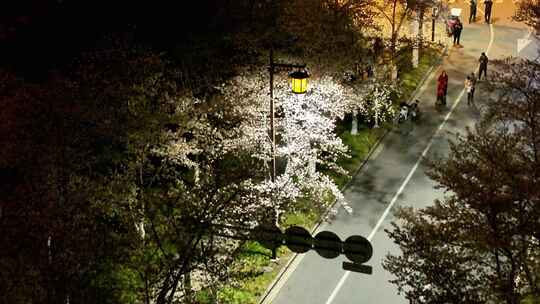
[258,45,448,304]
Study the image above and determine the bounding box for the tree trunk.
[391,64,398,81]
[391,0,397,58]
[412,16,419,68]
[390,0,399,81]
[308,159,316,176]
[419,9,424,45]
[412,9,423,68]
[183,272,193,303]
[351,110,358,135]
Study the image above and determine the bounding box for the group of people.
[447,0,494,47]
[402,1,495,119]
[469,0,494,24]
[436,52,489,106]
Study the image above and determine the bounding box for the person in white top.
[465,75,474,106]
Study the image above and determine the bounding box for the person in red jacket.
[437,70,449,105]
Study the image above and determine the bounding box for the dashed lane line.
[324,14,496,304]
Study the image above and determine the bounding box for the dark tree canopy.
[514,0,540,36]
[0,1,379,303]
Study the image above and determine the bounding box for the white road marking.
[517,25,534,54]
[526,27,533,40]
[324,15,495,304]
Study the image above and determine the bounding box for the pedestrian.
[469,72,477,101]
[453,20,463,46]
[478,52,488,80]
[437,70,449,105]
[469,0,477,23]
[465,76,474,105]
[484,0,493,24]
[373,37,383,60]
[366,64,374,78]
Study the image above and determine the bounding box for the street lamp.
[431,6,439,42]
[289,70,309,94]
[268,49,309,182]
[266,50,309,259]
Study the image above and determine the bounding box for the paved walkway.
[262,7,533,304]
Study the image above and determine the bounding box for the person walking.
[465,76,474,105]
[484,0,493,24]
[437,70,449,105]
[478,52,488,80]
[453,20,463,46]
[469,0,477,23]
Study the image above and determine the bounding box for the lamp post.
[431,6,439,42]
[267,50,309,259]
[268,49,309,182]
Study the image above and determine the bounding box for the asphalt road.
[263,4,535,304]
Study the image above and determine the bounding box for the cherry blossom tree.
[358,83,399,128]
[218,71,361,219]
[276,76,354,213]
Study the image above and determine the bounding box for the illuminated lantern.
[289,70,309,94]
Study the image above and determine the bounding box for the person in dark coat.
[469,0,477,23]
[484,0,493,24]
[437,70,449,105]
[453,20,463,45]
[372,37,383,60]
[478,52,488,80]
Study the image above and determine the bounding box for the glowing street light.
[289,70,309,94]
[268,49,308,182]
